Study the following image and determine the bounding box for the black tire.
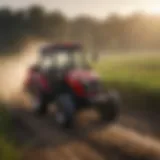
[55,94,76,129]
[31,93,49,116]
[96,90,121,123]
[37,98,48,116]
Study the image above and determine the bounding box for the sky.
[0,0,160,18]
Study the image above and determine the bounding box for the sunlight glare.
[146,7,160,14]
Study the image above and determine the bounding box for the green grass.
[0,105,20,160]
[94,52,160,92]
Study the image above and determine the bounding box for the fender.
[65,76,86,97]
[24,68,51,93]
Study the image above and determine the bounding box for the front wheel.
[55,94,76,129]
[96,90,121,123]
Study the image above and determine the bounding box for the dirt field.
[9,105,160,160]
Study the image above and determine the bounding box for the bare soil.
[9,105,160,160]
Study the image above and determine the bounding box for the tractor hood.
[65,69,102,97]
[67,69,100,81]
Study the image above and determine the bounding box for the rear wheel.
[30,93,49,116]
[31,95,40,112]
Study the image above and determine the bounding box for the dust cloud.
[0,41,46,107]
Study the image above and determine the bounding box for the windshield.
[41,50,89,69]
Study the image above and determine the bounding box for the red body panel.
[65,69,99,97]
[65,76,86,97]
[24,67,51,93]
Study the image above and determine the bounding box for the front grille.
[84,80,101,93]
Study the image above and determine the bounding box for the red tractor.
[24,43,120,129]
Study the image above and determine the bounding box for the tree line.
[0,5,160,54]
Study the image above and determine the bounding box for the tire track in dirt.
[88,125,160,160]
[11,107,105,160]
[11,107,160,160]
[12,108,75,147]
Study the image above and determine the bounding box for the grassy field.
[93,52,160,114]
[94,52,160,92]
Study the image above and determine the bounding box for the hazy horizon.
[0,0,160,18]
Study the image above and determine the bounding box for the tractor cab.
[38,43,90,73]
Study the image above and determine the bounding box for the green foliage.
[0,137,20,160]
[0,106,20,160]
[1,6,160,54]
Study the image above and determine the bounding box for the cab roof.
[40,43,82,55]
